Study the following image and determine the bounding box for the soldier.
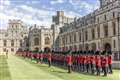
[90,50,95,74]
[108,51,113,74]
[48,51,52,67]
[67,50,72,73]
[40,51,43,64]
[101,51,108,76]
[83,51,87,72]
[95,51,101,76]
[78,51,82,72]
[86,50,91,73]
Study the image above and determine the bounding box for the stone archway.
[104,43,111,51]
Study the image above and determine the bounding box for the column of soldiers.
[16,49,113,76]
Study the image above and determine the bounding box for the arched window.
[45,37,50,45]
[11,40,14,47]
[34,38,39,46]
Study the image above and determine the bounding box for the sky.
[0,0,100,28]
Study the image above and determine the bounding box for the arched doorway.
[44,47,51,52]
[34,47,39,52]
[104,43,111,51]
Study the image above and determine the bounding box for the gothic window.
[79,32,81,42]
[11,40,14,47]
[104,15,107,20]
[3,40,7,47]
[104,24,108,37]
[113,12,115,18]
[113,40,116,48]
[34,38,39,46]
[91,28,95,39]
[74,33,76,42]
[45,37,50,45]
[97,26,100,38]
[85,31,88,41]
[112,22,116,35]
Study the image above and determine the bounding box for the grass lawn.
[0,55,120,80]
[0,55,11,80]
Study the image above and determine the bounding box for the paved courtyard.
[0,55,120,80]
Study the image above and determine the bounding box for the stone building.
[28,25,53,52]
[58,0,120,52]
[0,20,28,54]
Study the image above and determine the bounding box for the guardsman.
[86,50,91,73]
[90,50,95,74]
[95,51,101,76]
[67,50,72,73]
[101,51,108,76]
[83,51,87,72]
[48,51,52,67]
[40,51,43,64]
[108,51,113,74]
[78,51,82,72]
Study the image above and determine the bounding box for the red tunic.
[96,55,101,67]
[67,55,72,66]
[83,55,86,64]
[87,55,91,64]
[101,56,108,67]
[108,55,112,65]
[48,53,52,61]
[91,55,95,64]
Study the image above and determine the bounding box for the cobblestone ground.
[0,55,120,80]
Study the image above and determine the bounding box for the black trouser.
[91,64,95,74]
[48,60,51,67]
[79,63,82,72]
[83,63,86,72]
[68,65,72,73]
[96,66,100,75]
[86,63,91,73]
[102,67,107,76]
[108,64,113,74]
